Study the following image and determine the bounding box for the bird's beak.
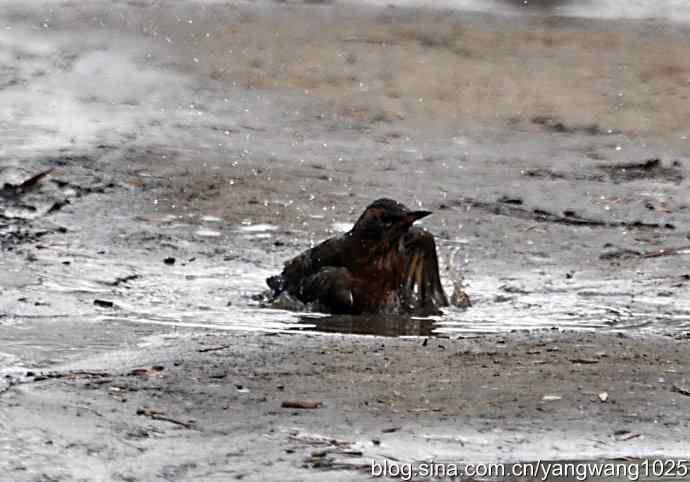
[405,210,432,224]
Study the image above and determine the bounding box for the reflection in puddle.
[293,314,438,337]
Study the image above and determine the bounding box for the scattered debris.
[531,115,603,136]
[381,426,401,433]
[598,158,683,184]
[446,196,664,229]
[600,248,643,260]
[542,395,562,402]
[163,257,176,265]
[304,454,368,471]
[22,370,111,384]
[672,384,690,397]
[136,408,196,429]
[281,400,322,409]
[497,195,523,205]
[613,430,642,442]
[641,246,690,259]
[523,168,570,181]
[287,430,352,448]
[105,274,140,286]
[601,245,690,260]
[93,299,115,308]
[0,168,54,200]
[129,366,164,377]
[310,448,363,458]
[570,358,600,365]
[523,158,683,184]
[198,345,230,353]
[598,392,609,402]
[499,284,530,295]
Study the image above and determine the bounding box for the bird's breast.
[353,239,406,281]
[346,239,408,313]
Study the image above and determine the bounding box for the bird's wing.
[400,228,449,312]
[277,235,350,294]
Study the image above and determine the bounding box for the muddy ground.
[2,331,690,481]
[1,0,690,480]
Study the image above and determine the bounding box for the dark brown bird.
[266,198,450,315]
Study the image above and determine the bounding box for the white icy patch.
[195,228,222,237]
[237,224,278,233]
[331,222,352,233]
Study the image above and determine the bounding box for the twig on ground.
[136,408,196,429]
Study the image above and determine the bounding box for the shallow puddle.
[3,241,688,367]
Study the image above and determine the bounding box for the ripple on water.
[7,244,690,340]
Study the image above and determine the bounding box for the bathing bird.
[267,198,454,315]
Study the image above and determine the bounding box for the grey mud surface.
[1,0,690,480]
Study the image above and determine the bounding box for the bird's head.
[350,198,431,242]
